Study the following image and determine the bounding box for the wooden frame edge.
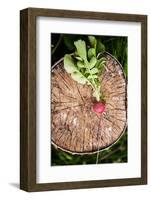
[20,8,29,191]
[141,15,148,185]
[20,8,36,191]
[20,7,147,192]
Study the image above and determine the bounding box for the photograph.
[51,33,128,166]
[20,8,147,191]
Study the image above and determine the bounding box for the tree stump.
[51,52,127,154]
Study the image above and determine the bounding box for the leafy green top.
[63,36,106,102]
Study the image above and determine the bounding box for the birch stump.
[51,52,127,154]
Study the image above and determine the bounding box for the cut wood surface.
[51,52,127,154]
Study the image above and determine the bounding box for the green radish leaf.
[71,72,87,84]
[64,36,107,102]
[87,75,97,79]
[89,57,97,69]
[96,40,105,53]
[74,56,83,61]
[64,54,78,73]
[88,36,97,48]
[96,57,106,69]
[77,61,85,69]
[74,40,87,62]
[97,64,105,72]
[88,48,96,60]
[90,68,99,74]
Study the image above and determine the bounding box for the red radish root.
[92,102,105,114]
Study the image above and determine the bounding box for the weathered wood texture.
[51,52,127,154]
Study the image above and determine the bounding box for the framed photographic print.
[20,8,147,191]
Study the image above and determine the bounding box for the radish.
[92,102,105,114]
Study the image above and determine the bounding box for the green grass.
[51,34,128,166]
